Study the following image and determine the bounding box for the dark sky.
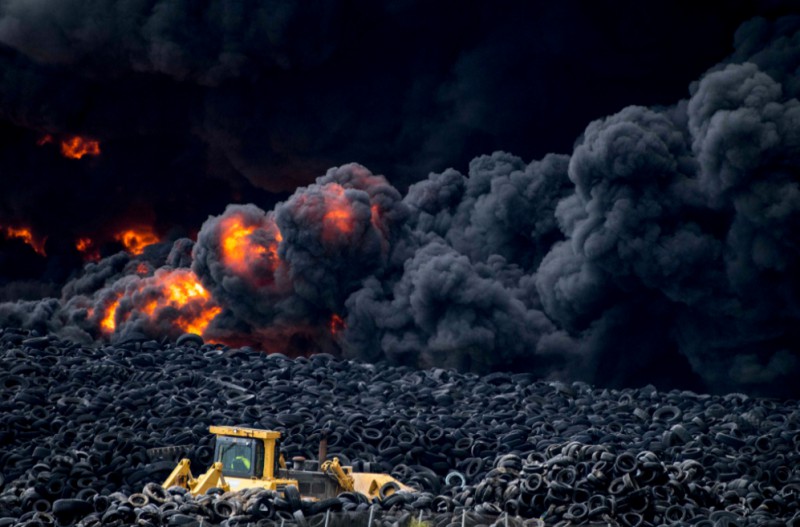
[0,0,799,397]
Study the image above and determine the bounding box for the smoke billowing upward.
[0,1,790,289]
[0,2,799,397]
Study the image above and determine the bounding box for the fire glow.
[329,314,345,336]
[321,184,355,241]
[60,136,101,160]
[75,237,100,262]
[220,214,282,277]
[115,227,160,255]
[97,269,220,337]
[2,226,46,256]
[150,270,221,335]
[101,298,121,333]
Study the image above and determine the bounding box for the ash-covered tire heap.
[1,329,800,527]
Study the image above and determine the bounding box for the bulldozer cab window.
[215,437,264,478]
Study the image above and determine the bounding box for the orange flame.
[37,134,53,146]
[135,262,150,275]
[75,237,100,262]
[222,216,265,274]
[115,227,160,255]
[97,270,220,337]
[152,270,221,335]
[329,314,346,336]
[60,136,101,159]
[220,214,282,278]
[75,237,92,252]
[185,305,222,335]
[2,226,46,256]
[101,299,120,333]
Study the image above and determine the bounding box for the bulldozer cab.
[209,426,281,480]
[214,436,264,478]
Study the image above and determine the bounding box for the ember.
[329,314,345,335]
[75,237,100,262]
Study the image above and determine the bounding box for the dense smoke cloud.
[0,0,789,295]
[0,5,798,397]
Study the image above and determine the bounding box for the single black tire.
[52,499,93,519]
[213,499,236,518]
[22,337,50,349]
[75,488,97,501]
[621,512,643,527]
[387,492,411,509]
[613,452,637,474]
[652,405,681,423]
[464,457,484,478]
[665,504,687,522]
[523,473,543,494]
[309,498,341,515]
[379,481,400,500]
[588,495,609,518]
[128,493,149,507]
[92,495,110,513]
[566,502,588,522]
[444,471,466,488]
[168,513,201,526]
[176,333,204,347]
[247,496,276,519]
[283,485,301,512]
[143,482,168,504]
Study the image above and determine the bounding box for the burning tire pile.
[1,329,799,527]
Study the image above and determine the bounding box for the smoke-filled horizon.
[1,3,799,397]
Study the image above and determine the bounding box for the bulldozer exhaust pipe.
[318,432,328,466]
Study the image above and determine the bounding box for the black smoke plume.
[0,0,789,293]
[0,5,798,397]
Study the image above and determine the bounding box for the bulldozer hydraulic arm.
[163,459,230,495]
[192,462,229,495]
[163,459,194,490]
[321,457,354,492]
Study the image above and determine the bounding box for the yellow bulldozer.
[161,426,414,500]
